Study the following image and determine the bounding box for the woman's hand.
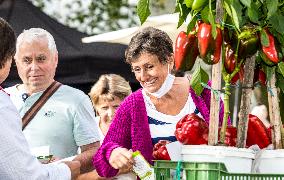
[109,148,133,173]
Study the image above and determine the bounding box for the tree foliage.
[30,0,168,35]
[30,0,138,35]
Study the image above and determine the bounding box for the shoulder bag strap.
[22,81,62,130]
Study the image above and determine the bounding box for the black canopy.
[0,0,137,92]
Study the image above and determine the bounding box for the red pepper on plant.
[260,50,277,66]
[152,140,171,160]
[185,32,199,71]
[224,44,237,74]
[261,29,280,64]
[231,72,240,85]
[211,27,223,64]
[175,31,189,71]
[174,31,198,72]
[246,114,271,149]
[197,23,222,65]
[267,127,272,142]
[175,113,208,145]
[218,126,237,146]
[253,66,266,86]
[198,23,211,58]
[230,65,244,85]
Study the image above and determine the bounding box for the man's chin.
[27,81,45,90]
[29,81,42,86]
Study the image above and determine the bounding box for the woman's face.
[131,53,172,93]
[96,96,122,123]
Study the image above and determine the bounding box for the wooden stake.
[237,55,256,148]
[208,0,223,146]
[267,72,282,149]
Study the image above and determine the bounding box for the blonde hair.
[89,74,132,107]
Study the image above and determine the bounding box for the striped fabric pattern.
[142,90,200,145]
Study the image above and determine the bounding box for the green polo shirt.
[5,84,100,158]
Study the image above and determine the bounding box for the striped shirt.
[142,90,202,145]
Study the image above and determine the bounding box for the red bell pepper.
[230,65,244,85]
[152,140,171,160]
[224,44,236,74]
[174,31,198,71]
[246,114,271,149]
[260,50,277,66]
[261,29,280,64]
[267,126,272,142]
[211,27,223,64]
[175,31,189,71]
[197,23,211,58]
[253,66,266,86]
[198,23,222,65]
[175,113,208,145]
[231,72,240,85]
[218,126,237,147]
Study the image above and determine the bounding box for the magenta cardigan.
[93,85,227,177]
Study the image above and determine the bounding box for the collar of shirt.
[0,86,10,96]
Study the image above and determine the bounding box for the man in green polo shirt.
[5,28,100,173]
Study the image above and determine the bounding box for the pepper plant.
[137,0,284,147]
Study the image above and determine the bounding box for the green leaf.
[240,0,251,7]
[266,0,278,19]
[137,0,151,24]
[185,0,194,8]
[260,29,269,47]
[178,14,184,28]
[265,66,276,82]
[208,12,217,39]
[276,32,284,47]
[190,65,209,96]
[278,62,284,77]
[224,2,232,17]
[230,5,240,31]
[247,2,259,23]
[174,2,180,13]
[268,13,284,35]
[187,14,197,33]
[177,3,191,28]
[276,72,284,93]
[232,0,243,29]
[200,5,210,23]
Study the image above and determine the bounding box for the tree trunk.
[267,72,283,149]
[237,55,256,148]
[208,0,223,145]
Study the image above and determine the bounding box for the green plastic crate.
[154,160,284,180]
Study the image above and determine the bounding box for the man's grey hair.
[16,28,57,56]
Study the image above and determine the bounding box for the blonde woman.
[77,74,133,180]
[89,74,132,143]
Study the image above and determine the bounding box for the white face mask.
[143,65,175,98]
